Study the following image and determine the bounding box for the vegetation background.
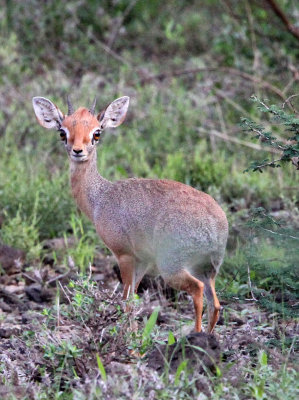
[0,0,298,399]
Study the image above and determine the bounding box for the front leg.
[117,254,136,300]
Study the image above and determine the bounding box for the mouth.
[71,154,88,162]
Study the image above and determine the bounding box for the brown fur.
[63,108,100,154]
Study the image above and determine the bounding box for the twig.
[245,245,257,301]
[282,94,299,113]
[82,27,133,68]
[215,89,259,121]
[112,282,120,296]
[282,77,297,98]
[87,263,92,282]
[216,101,227,136]
[221,0,243,26]
[260,227,299,240]
[99,327,106,344]
[223,68,287,102]
[249,126,286,152]
[56,287,60,328]
[22,272,39,284]
[107,0,139,49]
[138,66,288,103]
[265,0,299,42]
[249,157,284,170]
[58,281,72,306]
[248,97,291,151]
[245,0,261,98]
[47,268,71,286]
[68,255,76,270]
[282,64,299,97]
[197,127,281,154]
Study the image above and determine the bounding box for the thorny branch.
[242,96,299,171]
[282,94,299,113]
[246,157,285,171]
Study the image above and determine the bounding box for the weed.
[64,215,98,272]
[96,353,107,382]
[0,198,42,261]
[140,308,160,354]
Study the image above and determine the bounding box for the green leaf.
[259,350,268,367]
[215,365,222,377]
[142,308,160,343]
[96,353,107,382]
[174,360,188,385]
[168,331,176,346]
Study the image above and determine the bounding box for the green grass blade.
[96,353,107,382]
[174,360,188,385]
[142,308,160,343]
[167,331,176,345]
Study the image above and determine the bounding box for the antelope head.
[32,96,130,162]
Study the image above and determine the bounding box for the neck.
[69,150,110,221]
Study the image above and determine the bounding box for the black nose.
[73,149,83,154]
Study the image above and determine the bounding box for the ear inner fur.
[32,97,64,129]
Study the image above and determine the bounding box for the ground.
[0,240,298,400]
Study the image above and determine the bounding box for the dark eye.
[93,130,101,141]
[59,129,67,141]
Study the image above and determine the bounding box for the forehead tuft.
[62,107,99,131]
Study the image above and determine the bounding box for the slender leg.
[117,255,139,331]
[164,270,204,333]
[134,267,148,294]
[117,254,136,300]
[134,279,142,294]
[204,277,221,333]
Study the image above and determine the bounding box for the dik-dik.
[32,95,228,333]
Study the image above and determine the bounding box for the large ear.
[97,96,130,129]
[32,97,64,129]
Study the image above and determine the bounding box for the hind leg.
[204,277,221,333]
[134,264,151,294]
[163,269,204,332]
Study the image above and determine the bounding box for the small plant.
[0,194,42,261]
[174,360,189,386]
[67,277,97,320]
[96,353,107,382]
[66,214,98,272]
[220,205,298,317]
[43,341,83,363]
[249,350,268,400]
[168,331,176,346]
[43,340,83,391]
[140,308,160,354]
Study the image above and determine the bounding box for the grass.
[1,273,298,400]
